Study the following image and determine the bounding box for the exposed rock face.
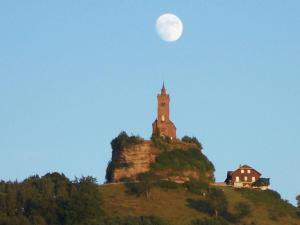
[108,141,160,182]
[106,138,214,183]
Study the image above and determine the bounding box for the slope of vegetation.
[150,148,215,182]
[0,173,104,225]
[0,173,299,225]
[100,183,300,225]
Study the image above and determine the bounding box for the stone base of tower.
[152,119,176,140]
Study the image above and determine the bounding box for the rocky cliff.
[105,132,215,183]
[108,141,160,182]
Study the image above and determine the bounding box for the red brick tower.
[152,83,176,139]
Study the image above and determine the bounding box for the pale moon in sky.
[156,13,183,42]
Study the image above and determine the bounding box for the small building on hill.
[225,164,270,190]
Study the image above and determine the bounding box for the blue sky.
[1,1,299,204]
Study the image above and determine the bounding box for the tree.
[126,172,159,199]
[206,188,228,217]
[65,176,104,225]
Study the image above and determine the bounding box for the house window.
[252,177,255,182]
[235,176,240,182]
[247,169,251,174]
[241,169,244,174]
[244,176,248,181]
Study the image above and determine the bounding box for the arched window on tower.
[161,115,165,122]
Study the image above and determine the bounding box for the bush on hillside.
[184,180,209,195]
[156,180,181,190]
[151,131,171,151]
[151,148,215,181]
[181,136,203,150]
[111,131,144,152]
[187,198,211,215]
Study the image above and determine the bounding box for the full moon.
[156,13,183,42]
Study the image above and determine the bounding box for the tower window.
[161,102,166,107]
[161,115,165,122]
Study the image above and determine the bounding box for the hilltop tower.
[152,83,176,139]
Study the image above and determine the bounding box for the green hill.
[0,173,299,225]
[99,182,300,225]
[0,135,299,225]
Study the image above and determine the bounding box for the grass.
[99,183,300,225]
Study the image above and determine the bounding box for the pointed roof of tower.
[161,82,166,95]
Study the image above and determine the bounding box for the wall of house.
[232,168,261,187]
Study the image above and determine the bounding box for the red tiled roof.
[231,165,262,176]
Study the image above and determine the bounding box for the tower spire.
[161,82,166,95]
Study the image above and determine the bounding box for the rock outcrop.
[110,141,160,182]
[106,134,215,183]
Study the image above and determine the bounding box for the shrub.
[156,180,181,190]
[181,136,203,150]
[111,131,144,152]
[151,148,215,181]
[187,198,211,215]
[151,133,171,151]
[185,180,209,195]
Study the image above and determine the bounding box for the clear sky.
[1,1,299,204]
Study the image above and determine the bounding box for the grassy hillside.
[99,183,300,225]
[0,172,299,225]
